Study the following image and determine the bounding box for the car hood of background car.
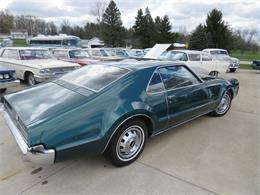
[4,82,93,126]
[71,58,99,64]
[23,59,80,68]
[0,66,15,71]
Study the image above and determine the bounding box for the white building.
[10,29,28,39]
[81,37,104,48]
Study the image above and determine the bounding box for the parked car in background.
[252,60,260,70]
[130,49,145,58]
[143,48,151,55]
[52,49,99,66]
[202,48,240,72]
[160,50,229,76]
[0,66,19,93]
[0,47,80,86]
[86,48,123,61]
[0,61,239,166]
[110,48,131,58]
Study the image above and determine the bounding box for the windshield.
[61,65,130,91]
[104,49,116,56]
[19,50,52,60]
[165,51,188,61]
[69,50,90,59]
[210,50,228,55]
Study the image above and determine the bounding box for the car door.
[186,53,202,68]
[146,70,168,132]
[201,53,214,72]
[158,65,210,127]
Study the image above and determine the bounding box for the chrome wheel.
[216,93,230,114]
[116,125,145,161]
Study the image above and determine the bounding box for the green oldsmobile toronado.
[0,61,239,166]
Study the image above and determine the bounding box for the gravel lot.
[0,69,259,194]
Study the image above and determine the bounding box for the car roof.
[203,48,227,51]
[169,49,202,54]
[101,60,186,71]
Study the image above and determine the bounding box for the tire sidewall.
[107,119,148,166]
[212,92,232,117]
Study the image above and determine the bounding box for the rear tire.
[25,72,36,86]
[210,92,232,117]
[106,119,148,167]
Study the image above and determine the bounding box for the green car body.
[1,61,239,164]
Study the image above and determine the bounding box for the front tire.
[0,88,7,93]
[210,92,232,117]
[229,68,236,73]
[26,72,36,86]
[106,119,148,167]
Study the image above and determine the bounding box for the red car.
[52,49,99,66]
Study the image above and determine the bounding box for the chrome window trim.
[146,64,204,95]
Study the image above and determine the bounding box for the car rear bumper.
[0,103,55,164]
[0,80,20,89]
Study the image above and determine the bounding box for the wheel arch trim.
[101,113,154,154]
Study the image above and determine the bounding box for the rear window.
[61,65,130,91]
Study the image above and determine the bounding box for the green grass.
[13,39,27,47]
[230,50,260,61]
[240,64,252,70]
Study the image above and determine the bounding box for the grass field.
[13,39,27,47]
[240,64,252,70]
[230,50,260,61]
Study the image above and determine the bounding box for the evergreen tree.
[159,15,173,43]
[205,8,229,48]
[189,24,212,50]
[133,7,155,48]
[101,0,126,47]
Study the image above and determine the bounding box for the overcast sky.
[1,0,259,34]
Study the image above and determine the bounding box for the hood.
[230,57,240,63]
[144,44,172,59]
[22,59,80,69]
[71,58,99,65]
[4,82,93,126]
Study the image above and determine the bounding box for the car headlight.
[40,69,51,74]
[12,72,16,79]
[0,74,3,79]
[4,74,10,79]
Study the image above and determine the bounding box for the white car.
[202,48,240,72]
[160,50,229,76]
[0,47,80,86]
[130,49,144,58]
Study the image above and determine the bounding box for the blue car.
[252,60,260,70]
[1,62,239,166]
[0,66,20,93]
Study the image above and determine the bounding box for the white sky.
[1,0,260,37]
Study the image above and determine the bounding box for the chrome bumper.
[35,72,70,83]
[0,80,20,89]
[0,103,55,164]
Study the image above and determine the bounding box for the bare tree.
[90,0,108,23]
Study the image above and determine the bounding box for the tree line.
[0,0,259,53]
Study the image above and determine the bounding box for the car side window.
[159,66,200,90]
[8,50,19,60]
[202,54,212,61]
[188,54,201,61]
[147,70,165,93]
